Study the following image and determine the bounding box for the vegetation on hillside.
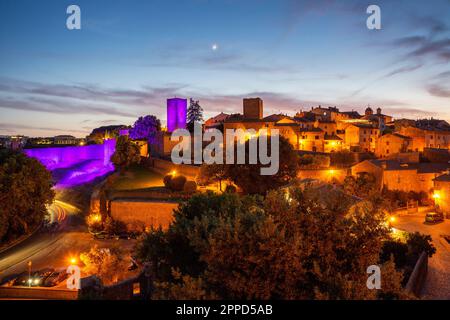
[0,150,55,243]
[135,186,408,300]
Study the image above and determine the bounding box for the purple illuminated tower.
[167,98,187,132]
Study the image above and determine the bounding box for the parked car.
[425,212,444,223]
[93,231,110,240]
[12,272,31,287]
[13,268,54,287]
[42,270,69,287]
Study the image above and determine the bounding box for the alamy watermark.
[66,5,81,30]
[170,123,280,175]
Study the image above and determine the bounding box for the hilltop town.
[144,97,450,216]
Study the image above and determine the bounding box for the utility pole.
[28,261,32,287]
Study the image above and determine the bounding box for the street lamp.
[27,260,32,287]
[69,256,78,265]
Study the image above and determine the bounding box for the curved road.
[392,214,450,300]
[0,200,81,283]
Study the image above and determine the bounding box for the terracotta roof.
[352,123,379,129]
[434,174,450,182]
[369,159,449,173]
[324,134,343,141]
[299,128,323,133]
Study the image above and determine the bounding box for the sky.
[0,0,449,138]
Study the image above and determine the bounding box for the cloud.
[0,122,87,134]
[349,63,423,97]
[0,77,188,117]
[391,14,450,63]
[427,84,450,98]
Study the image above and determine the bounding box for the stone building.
[352,159,449,193]
[375,133,412,158]
[433,173,450,217]
[344,123,380,152]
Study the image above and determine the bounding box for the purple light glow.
[167,98,187,132]
[24,139,116,188]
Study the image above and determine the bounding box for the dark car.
[93,231,110,240]
[12,272,31,287]
[42,270,69,287]
[425,212,444,224]
[13,268,54,287]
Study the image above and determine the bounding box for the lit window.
[133,283,141,296]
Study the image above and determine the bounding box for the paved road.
[0,200,81,282]
[392,214,450,300]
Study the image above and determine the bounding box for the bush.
[104,217,127,235]
[380,240,408,268]
[163,175,172,188]
[170,175,187,191]
[183,180,197,193]
[225,185,237,193]
[406,232,436,258]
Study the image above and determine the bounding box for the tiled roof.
[324,134,343,141]
[369,159,449,173]
[434,174,450,182]
[299,128,323,133]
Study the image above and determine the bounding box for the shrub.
[380,240,408,268]
[163,175,172,188]
[183,180,197,193]
[225,185,237,193]
[406,232,436,258]
[104,217,127,235]
[170,175,187,191]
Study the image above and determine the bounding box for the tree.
[111,135,141,173]
[343,172,378,198]
[129,115,161,144]
[187,98,204,132]
[135,186,406,300]
[197,163,228,191]
[87,125,127,144]
[226,136,299,194]
[80,245,129,285]
[0,150,55,243]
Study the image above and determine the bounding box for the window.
[133,282,141,296]
[386,149,389,154]
[386,141,390,146]
[315,135,319,140]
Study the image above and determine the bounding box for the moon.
[211,43,218,51]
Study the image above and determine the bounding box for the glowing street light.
[170,170,177,176]
[68,256,78,265]
[389,216,396,223]
[432,192,441,200]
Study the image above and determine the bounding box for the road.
[0,197,137,287]
[0,200,82,283]
[391,214,450,300]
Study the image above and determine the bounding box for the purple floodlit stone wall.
[167,98,187,132]
[24,139,116,187]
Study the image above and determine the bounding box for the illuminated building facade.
[167,98,187,132]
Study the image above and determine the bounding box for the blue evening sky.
[0,0,449,137]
